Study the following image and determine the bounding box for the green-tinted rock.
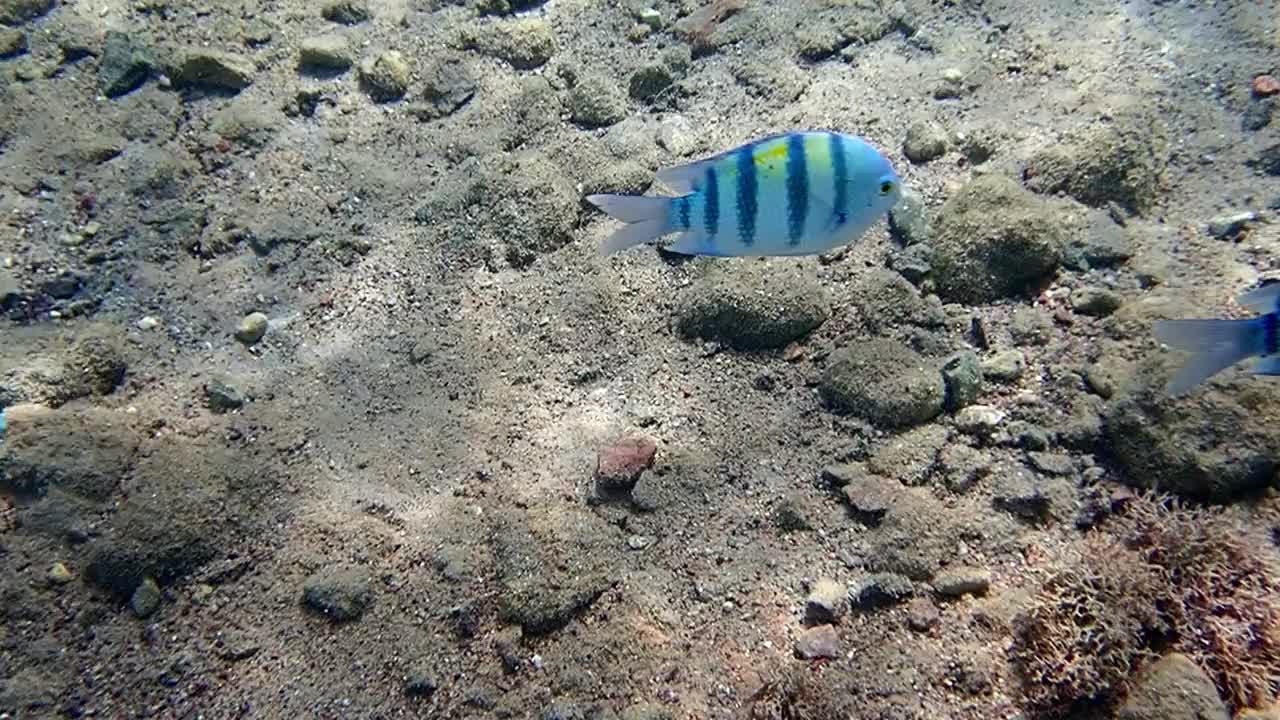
[171,50,255,91]
[1105,351,1280,501]
[298,34,352,70]
[357,50,410,102]
[628,63,674,102]
[1024,109,1168,214]
[820,338,945,428]
[129,577,161,617]
[321,0,369,24]
[674,263,829,351]
[932,175,1069,304]
[99,30,154,97]
[461,18,555,70]
[942,350,981,411]
[569,73,626,128]
[848,268,943,332]
[0,0,52,25]
[0,26,24,56]
[302,566,373,621]
[413,56,476,119]
[903,121,947,163]
[888,186,929,245]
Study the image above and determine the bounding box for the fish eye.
[879,180,895,195]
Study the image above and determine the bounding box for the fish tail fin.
[585,194,673,255]
[1152,317,1267,396]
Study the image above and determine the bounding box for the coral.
[1011,493,1280,717]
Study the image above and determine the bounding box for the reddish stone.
[594,434,657,491]
[1252,74,1280,97]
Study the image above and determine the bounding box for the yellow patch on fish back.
[751,136,791,174]
[802,132,833,173]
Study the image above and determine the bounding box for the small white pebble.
[136,316,160,330]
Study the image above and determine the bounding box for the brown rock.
[906,597,940,632]
[594,434,657,492]
[794,624,840,660]
[1117,653,1229,720]
[1252,74,1280,97]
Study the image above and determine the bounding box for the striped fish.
[1153,282,1280,397]
[585,130,903,257]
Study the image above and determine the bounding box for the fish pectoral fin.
[1237,282,1280,312]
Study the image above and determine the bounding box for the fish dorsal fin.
[1237,282,1280,312]
[654,160,711,195]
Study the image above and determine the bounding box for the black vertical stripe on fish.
[676,195,691,230]
[704,166,719,239]
[785,133,807,245]
[735,144,757,246]
[1266,313,1279,355]
[829,132,849,227]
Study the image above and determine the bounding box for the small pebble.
[235,312,269,344]
[803,578,847,625]
[48,562,74,585]
[1071,287,1123,317]
[130,577,162,618]
[1252,74,1280,97]
[932,566,991,597]
[1207,211,1259,240]
[136,316,160,330]
[794,624,840,660]
[981,350,1025,382]
[906,597,940,632]
[954,404,1005,435]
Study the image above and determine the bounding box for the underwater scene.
[1,0,1279,717]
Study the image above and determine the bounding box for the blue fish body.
[586,131,903,257]
[1153,282,1280,396]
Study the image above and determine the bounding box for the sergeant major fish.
[585,131,903,257]
[1153,281,1280,396]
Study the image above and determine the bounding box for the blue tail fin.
[1152,317,1266,396]
[585,194,673,255]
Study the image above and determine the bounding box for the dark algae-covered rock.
[1105,352,1280,501]
[931,175,1069,304]
[820,338,944,427]
[674,263,829,350]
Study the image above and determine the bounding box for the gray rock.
[302,566,373,622]
[1062,212,1134,270]
[932,566,990,597]
[1024,109,1168,214]
[0,406,139,501]
[839,468,899,524]
[773,492,815,532]
[868,425,948,486]
[198,375,244,410]
[1071,287,1123,317]
[170,50,256,91]
[234,312,268,345]
[1117,653,1230,720]
[866,491,957,581]
[628,63,674,102]
[820,339,945,428]
[1252,143,1280,176]
[794,624,840,659]
[99,30,154,98]
[620,703,672,720]
[888,187,930,245]
[906,597,940,631]
[1009,422,1050,451]
[0,26,24,57]
[1206,211,1259,240]
[1009,306,1054,346]
[298,34,353,70]
[849,268,943,332]
[903,121,948,163]
[804,578,847,625]
[322,0,370,24]
[953,404,1004,436]
[981,350,1025,382]
[674,264,829,351]
[0,0,52,25]
[1060,403,1103,451]
[47,562,73,585]
[569,74,626,128]
[1105,352,1280,500]
[889,243,932,283]
[849,573,914,608]
[130,577,161,617]
[466,150,578,267]
[404,670,438,697]
[1027,451,1073,476]
[461,18,555,70]
[992,467,1072,522]
[932,175,1068,304]
[358,50,410,102]
[412,56,476,119]
[942,351,982,411]
[936,443,990,493]
[1242,97,1273,132]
